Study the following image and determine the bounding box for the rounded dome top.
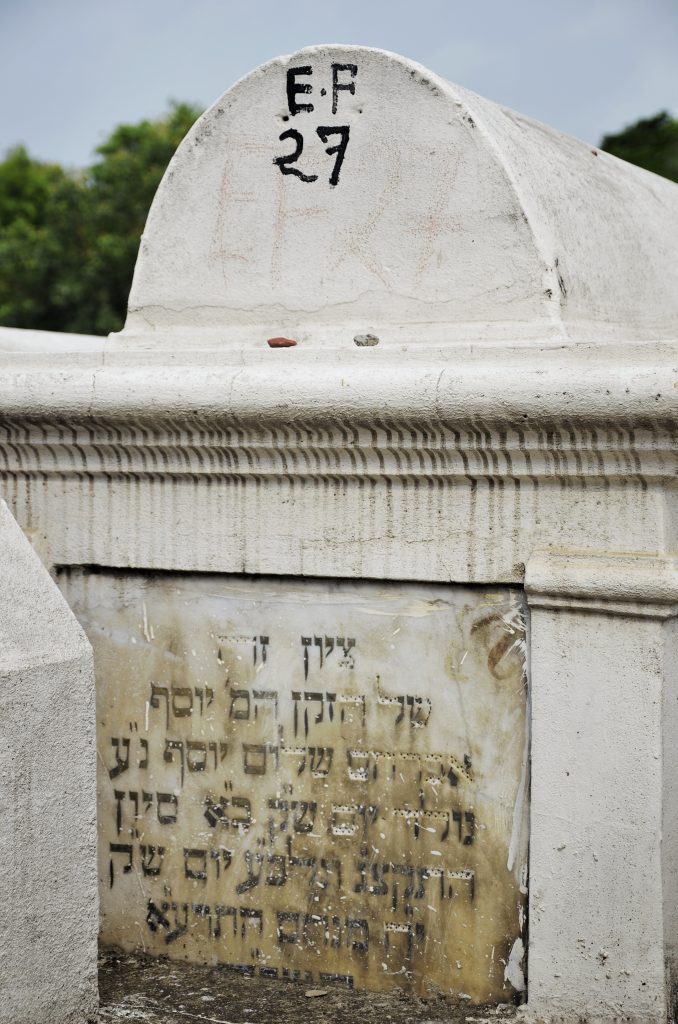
[124,45,678,346]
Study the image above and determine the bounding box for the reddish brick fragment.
[267,336,297,348]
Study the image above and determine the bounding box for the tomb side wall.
[526,550,678,1024]
[0,501,98,1024]
[663,618,678,1000]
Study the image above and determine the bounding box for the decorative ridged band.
[0,416,674,483]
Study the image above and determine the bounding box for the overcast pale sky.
[1,0,677,167]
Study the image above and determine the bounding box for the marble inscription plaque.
[61,571,528,1003]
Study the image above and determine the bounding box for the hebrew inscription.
[61,572,528,1003]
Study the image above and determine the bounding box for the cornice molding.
[0,415,675,483]
[0,351,676,484]
[526,549,678,618]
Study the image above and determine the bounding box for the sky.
[1,0,677,168]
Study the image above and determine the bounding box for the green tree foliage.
[0,101,201,335]
[83,101,201,334]
[0,147,88,332]
[600,111,678,184]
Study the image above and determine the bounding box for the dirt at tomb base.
[98,948,518,1024]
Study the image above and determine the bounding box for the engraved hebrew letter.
[140,844,165,877]
[171,686,193,718]
[186,740,207,772]
[109,737,130,779]
[156,792,178,825]
[164,739,184,785]
[184,847,208,881]
[230,689,251,720]
[108,842,133,888]
[236,851,263,895]
[277,911,300,945]
[150,684,169,728]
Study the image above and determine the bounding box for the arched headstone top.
[122,45,678,347]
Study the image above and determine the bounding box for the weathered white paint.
[0,356,674,584]
[525,550,678,1024]
[0,501,98,1024]
[0,326,104,353]
[0,44,676,1023]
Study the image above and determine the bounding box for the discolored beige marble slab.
[60,571,528,1003]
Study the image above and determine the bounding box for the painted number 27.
[274,126,350,187]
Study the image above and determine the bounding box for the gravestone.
[61,570,527,1001]
[1,44,677,1024]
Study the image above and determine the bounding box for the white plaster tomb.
[1,43,678,1024]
